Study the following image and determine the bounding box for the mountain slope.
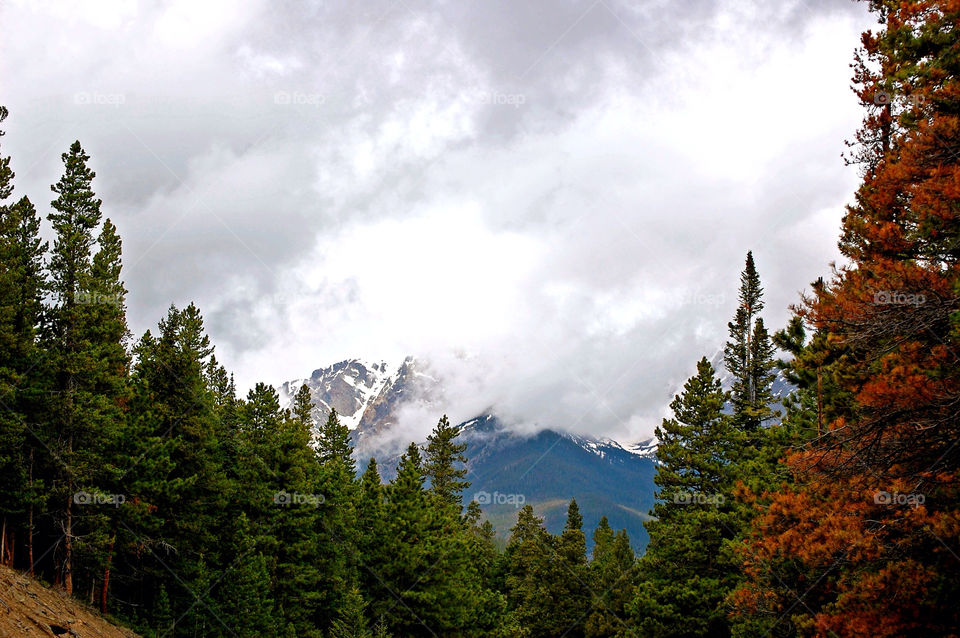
[371,415,657,551]
[461,416,658,550]
[0,564,139,637]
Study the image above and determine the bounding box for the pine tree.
[543,499,591,637]
[312,407,358,633]
[733,4,960,625]
[328,587,386,638]
[379,442,478,636]
[127,304,229,624]
[462,499,509,635]
[44,141,128,594]
[585,518,636,637]
[723,251,778,432]
[504,504,552,636]
[629,357,738,638]
[0,193,47,570]
[423,414,470,509]
[317,407,354,472]
[356,458,387,622]
[80,217,132,612]
[290,383,313,430]
[218,512,280,637]
[152,584,174,637]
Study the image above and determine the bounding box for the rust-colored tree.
[732,2,960,636]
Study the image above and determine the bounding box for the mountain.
[279,357,440,445]
[369,415,657,551]
[461,416,658,550]
[280,359,658,550]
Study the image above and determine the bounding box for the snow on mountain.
[282,356,663,464]
[279,358,403,430]
[279,357,443,449]
[625,437,659,459]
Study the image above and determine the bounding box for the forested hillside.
[1,1,958,636]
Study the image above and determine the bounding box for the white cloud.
[0,0,872,445]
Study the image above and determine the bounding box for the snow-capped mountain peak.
[280,358,402,430]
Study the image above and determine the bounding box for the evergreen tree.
[218,512,279,638]
[540,499,590,638]
[379,442,478,636]
[290,383,313,430]
[44,141,129,595]
[629,357,738,638]
[127,304,229,628]
[585,518,636,637]
[313,407,358,633]
[723,251,778,432]
[78,217,132,611]
[317,407,354,472]
[0,106,12,203]
[504,504,552,636]
[356,458,387,622]
[462,499,509,636]
[0,193,47,570]
[423,414,469,509]
[328,587,393,638]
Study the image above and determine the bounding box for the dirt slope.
[0,565,139,638]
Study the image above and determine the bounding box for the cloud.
[1,0,872,444]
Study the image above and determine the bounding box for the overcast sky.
[1,0,873,443]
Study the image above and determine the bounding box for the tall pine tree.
[629,357,738,638]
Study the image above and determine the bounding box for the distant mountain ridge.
[279,358,658,550]
[373,415,658,551]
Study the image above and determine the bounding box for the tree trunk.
[64,476,73,595]
[817,368,824,438]
[100,536,114,614]
[28,448,34,576]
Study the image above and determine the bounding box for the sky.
[1,0,875,444]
